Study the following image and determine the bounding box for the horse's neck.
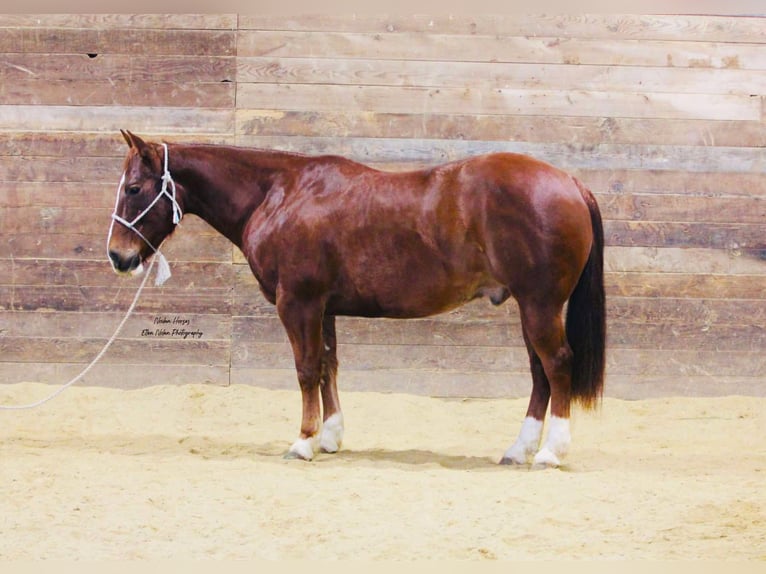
[172,145,283,248]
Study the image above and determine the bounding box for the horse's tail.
[566,179,606,409]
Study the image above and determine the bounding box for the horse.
[107,130,606,468]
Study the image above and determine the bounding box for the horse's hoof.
[318,435,341,454]
[531,447,561,470]
[285,438,315,461]
[283,450,310,461]
[319,413,344,454]
[499,456,526,467]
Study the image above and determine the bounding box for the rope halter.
[107,142,183,286]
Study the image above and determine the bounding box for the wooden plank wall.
[1,14,764,399]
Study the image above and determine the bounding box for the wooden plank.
[605,246,766,275]
[605,376,766,400]
[229,367,536,398]
[1,231,232,262]
[532,15,766,45]
[229,367,766,399]
[231,369,766,400]
[0,105,235,134]
[606,298,766,327]
[0,207,222,236]
[230,315,766,352]
[233,135,765,172]
[0,134,136,159]
[237,30,766,70]
[230,338,766,378]
[575,169,766,198]
[0,338,762,394]
[0,336,230,365]
[0,286,233,315]
[237,84,761,121]
[0,230,231,263]
[0,155,129,183]
[0,15,237,30]
[237,57,766,96]
[0,28,235,56]
[604,220,765,250]
[607,272,766,300]
[0,79,234,107]
[598,193,766,225]
[1,183,110,209]
[0,54,235,83]
[609,322,765,352]
[0,362,230,388]
[0,133,231,159]
[3,260,238,289]
[232,340,529,373]
[0,311,231,340]
[5,341,759,397]
[237,15,766,44]
[605,349,766,378]
[0,207,107,235]
[232,316,516,348]
[236,109,766,148]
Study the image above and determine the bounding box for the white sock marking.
[319,412,344,453]
[288,436,317,461]
[502,417,543,464]
[533,416,571,468]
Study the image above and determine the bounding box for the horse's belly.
[330,243,496,318]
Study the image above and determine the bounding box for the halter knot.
[160,143,182,225]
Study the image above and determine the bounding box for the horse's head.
[107,130,182,276]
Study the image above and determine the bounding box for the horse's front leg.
[277,291,325,461]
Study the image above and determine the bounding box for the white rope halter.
[106,143,182,286]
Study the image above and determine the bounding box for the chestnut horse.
[108,131,605,468]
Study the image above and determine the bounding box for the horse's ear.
[120,129,132,148]
[123,130,148,151]
[122,130,156,164]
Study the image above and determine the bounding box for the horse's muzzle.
[108,250,142,274]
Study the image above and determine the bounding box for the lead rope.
[0,256,156,410]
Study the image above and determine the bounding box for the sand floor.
[1,382,764,560]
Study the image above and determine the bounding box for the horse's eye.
[126,185,141,196]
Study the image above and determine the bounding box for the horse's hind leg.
[513,302,574,468]
[319,315,344,453]
[500,328,550,465]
